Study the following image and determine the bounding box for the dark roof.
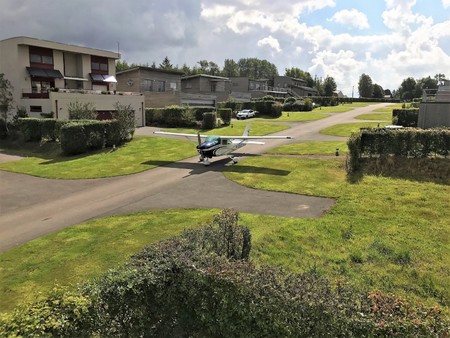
[26,67,63,79]
[116,66,184,76]
[181,74,230,81]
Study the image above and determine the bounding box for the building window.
[91,56,108,74]
[143,79,153,91]
[210,82,217,92]
[30,105,42,112]
[185,83,192,89]
[154,80,165,92]
[29,46,53,68]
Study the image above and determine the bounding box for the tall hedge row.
[60,120,121,155]
[145,106,196,127]
[1,209,447,337]
[392,109,419,127]
[202,112,217,129]
[217,108,232,125]
[347,127,450,171]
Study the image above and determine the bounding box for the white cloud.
[328,9,370,29]
[443,0,450,8]
[257,35,281,52]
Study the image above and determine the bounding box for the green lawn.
[355,112,392,121]
[0,137,197,179]
[373,103,403,113]
[320,122,389,137]
[266,141,348,156]
[253,111,330,122]
[162,121,289,136]
[313,102,373,113]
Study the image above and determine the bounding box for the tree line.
[358,73,446,100]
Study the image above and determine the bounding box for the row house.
[0,36,145,126]
[273,76,318,97]
[228,77,289,100]
[116,66,183,108]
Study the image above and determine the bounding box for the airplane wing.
[153,131,208,138]
[154,131,293,140]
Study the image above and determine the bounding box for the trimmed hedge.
[60,122,89,155]
[145,106,196,127]
[347,127,450,172]
[103,120,121,147]
[283,98,314,112]
[202,112,217,129]
[1,209,447,337]
[19,118,42,142]
[218,108,232,125]
[392,109,419,127]
[192,107,215,121]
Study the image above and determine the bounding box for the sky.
[1,0,449,96]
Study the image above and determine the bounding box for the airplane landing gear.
[229,156,238,164]
[203,158,210,166]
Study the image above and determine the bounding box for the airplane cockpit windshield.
[205,136,220,144]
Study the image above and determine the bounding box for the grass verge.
[355,112,392,121]
[266,141,348,156]
[320,122,389,137]
[0,137,197,179]
[254,111,329,122]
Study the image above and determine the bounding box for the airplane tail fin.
[243,124,250,137]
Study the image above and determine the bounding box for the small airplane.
[154,124,293,165]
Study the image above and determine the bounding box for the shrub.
[103,120,121,147]
[2,209,448,337]
[68,101,97,120]
[218,108,232,125]
[83,121,105,150]
[157,105,196,128]
[202,112,217,129]
[192,107,215,121]
[112,102,135,142]
[392,109,419,127]
[40,119,57,141]
[0,119,7,139]
[271,102,283,118]
[60,122,88,155]
[19,118,42,142]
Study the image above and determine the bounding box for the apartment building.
[0,36,145,126]
[116,66,183,108]
[273,76,318,97]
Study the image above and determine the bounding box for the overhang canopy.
[26,67,64,79]
[64,76,88,81]
[89,73,117,83]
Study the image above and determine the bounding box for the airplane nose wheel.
[229,156,238,164]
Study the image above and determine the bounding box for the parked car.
[236,109,257,119]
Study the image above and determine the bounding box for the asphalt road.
[0,103,393,252]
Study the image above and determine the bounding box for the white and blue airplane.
[154,124,293,166]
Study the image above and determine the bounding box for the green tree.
[372,83,384,98]
[323,76,337,96]
[284,67,314,87]
[222,59,239,77]
[115,60,130,72]
[68,101,97,120]
[112,102,135,141]
[237,58,278,79]
[159,56,173,70]
[358,73,373,98]
[398,77,417,100]
[197,60,220,75]
[0,73,14,132]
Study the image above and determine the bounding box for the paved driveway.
[0,103,393,252]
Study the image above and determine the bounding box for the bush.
[19,118,42,142]
[271,102,283,118]
[112,102,135,142]
[1,209,448,337]
[202,112,217,129]
[192,107,215,121]
[103,120,121,147]
[60,123,88,155]
[153,105,196,128]
[40,119,57,141]
[83,121,105,150]
[0,119,7,139]
[392,109,419,127]
[68,101,97,120]
[145,108,163,126]
[218,108,232,125]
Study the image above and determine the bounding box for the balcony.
[22,88,143,99]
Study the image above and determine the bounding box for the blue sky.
[1,0,449,96]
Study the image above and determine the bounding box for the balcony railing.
[22,88,143,98]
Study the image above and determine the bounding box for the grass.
[374,103,403,113]
[224,156,450,310]
[320,122,389,137]
[162,121,289,136]
[0,137,197,179]
[355,112,392,121]
[0,209,217,312]
[253,111,330,122]
[313,102,373,113]
[266,141,348,156]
